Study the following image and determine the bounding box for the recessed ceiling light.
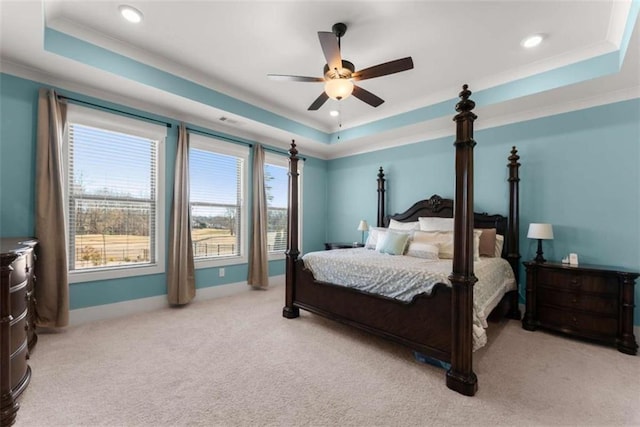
[521,34,544,48]
[119,5,143,23]
[329,110,340,117]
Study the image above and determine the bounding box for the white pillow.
[495,234,504,257]
[418,217,455,232]
[413,231,453,257]
[365,227,386,250]
[413,230,481,261]
[406,242,440,260]
[388,219,420,232]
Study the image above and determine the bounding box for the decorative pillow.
[413,230,481,260]
[413,231,454,258]
[473,230,482,262]
[377,231,410,255]
[388,219,420,232]
[477,228,497,257]
[406,242,440,260]
[418,217,454,232]
[495,234,505,257]
[365,227,386,249]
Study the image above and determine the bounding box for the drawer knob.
[572,316,578,324]
[570,279,581,288]
[571,297,578,304]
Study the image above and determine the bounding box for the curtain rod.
[57,95,306,160]
[263,145,306,161]
[185,127,252,148]
[57,95,172,128]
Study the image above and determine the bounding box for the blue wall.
[0,72,327,309]
[327,98,640,324]
[2,71,639,325]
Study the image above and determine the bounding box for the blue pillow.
[378,231,410,255]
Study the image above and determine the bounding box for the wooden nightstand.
[523,261,639,355]
[324,242,365,250]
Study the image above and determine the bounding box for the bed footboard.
[294,260,453,361]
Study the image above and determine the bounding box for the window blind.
[264,162,288,253]
[189,145,245,259]
[67,123,158,270]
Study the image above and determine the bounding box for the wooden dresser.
[1,238,38,427]
[522,261,638,355]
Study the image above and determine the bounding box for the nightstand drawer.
[537,269,613,294]
[537,287,617,315]
[523,261,638,354]
[537,305,617,337]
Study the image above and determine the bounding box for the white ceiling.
[0,1,638,159]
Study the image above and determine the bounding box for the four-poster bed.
[283,85,522,396]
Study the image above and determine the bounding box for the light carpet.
[15,280,640,426]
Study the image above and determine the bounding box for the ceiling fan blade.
[267,74,324,83]
[352,85,384,108]
[318,31,342,72]
[352,57,414,81]
[308,92,329,111]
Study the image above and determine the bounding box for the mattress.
[302,248,516,350]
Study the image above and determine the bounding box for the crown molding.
[2,59,637,162]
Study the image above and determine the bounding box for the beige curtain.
[35,88,69,327]
[248,144,269,289]
[167,123,196,305]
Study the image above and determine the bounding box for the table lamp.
[357,220,369,244]
[527,223,554,263]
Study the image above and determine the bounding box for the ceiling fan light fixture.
[119,5,143,23]
[325,78,354,101]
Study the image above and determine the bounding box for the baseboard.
[69,274,284,326]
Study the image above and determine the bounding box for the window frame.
[189,134,249,269]
[264,152,303,261]
[64,105,166,283]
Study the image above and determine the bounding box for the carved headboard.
[383,194,508,258]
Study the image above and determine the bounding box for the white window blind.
[263,151,302,258]
[264,162,288,253]
[189,135,248,265]
[64,105,165,282]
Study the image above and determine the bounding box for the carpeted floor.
[15,280,640,426]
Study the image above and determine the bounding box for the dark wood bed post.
[376,167,386,227]
[507,147,522,319]
[446,84,478,396]
[282,140,300,319]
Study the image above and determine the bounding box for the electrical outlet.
[219,267,225,277]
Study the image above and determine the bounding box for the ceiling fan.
[268,23,414,111]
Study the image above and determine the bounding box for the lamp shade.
[325,78,354,100]
[527,223,554,240]
[357,220,369,232]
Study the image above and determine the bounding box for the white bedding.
[302,248,516,350]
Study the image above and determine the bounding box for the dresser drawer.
[10,340,29,393]
[10,279,28,319]
[537,305,617,337]
[537,269,615,295]
[10,310,28,354]
[8,254,27,286]
[537,287,618,315]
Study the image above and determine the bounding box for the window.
[189,134,249,267]
[64,106,166,282]
[264,152,302,259]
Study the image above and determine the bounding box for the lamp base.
[534,239,546,263]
